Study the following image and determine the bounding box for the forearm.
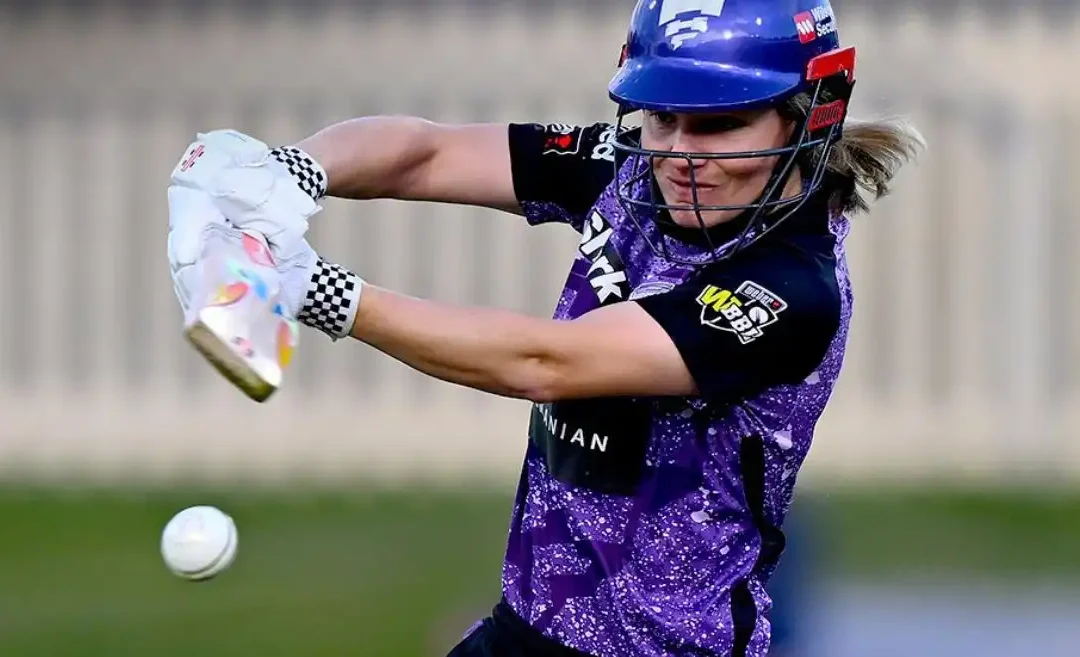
[293,117,519,213]
[348,285,559,401]
[294,116,438,201]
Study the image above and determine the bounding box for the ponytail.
[786,94,927,215]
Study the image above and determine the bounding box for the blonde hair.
[786,93,927,215]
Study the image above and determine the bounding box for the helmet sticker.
[793,5,837,45]
[658,0,728,49]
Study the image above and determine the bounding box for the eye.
[696,116,748,133]
[648,111,677,127]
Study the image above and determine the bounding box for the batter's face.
[640,108,800,228]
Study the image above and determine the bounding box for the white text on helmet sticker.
[794,5,836,44]
[658,0,727,49]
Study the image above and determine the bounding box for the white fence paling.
[0,6,1078,485]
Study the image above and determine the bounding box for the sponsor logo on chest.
[579,209,630,305]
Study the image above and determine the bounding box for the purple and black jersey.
[492,122,853,657]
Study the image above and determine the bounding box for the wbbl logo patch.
[696,280,788,344]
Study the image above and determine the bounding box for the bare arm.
[348,285,698,403]
[294,117,522,214]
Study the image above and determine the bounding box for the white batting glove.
[169,129,329,260]
[229,231,364,342]
[167,183,232,322]
[168,200,363,343]
[168,130,361,340]
[283,241,366,341]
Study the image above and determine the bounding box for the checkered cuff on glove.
[269,146,328,202]
[296,259,363,340]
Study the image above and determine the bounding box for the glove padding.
[167,183,231,321]
[167,187,316,319]
[169,129,327,263]
[168,183,361,340]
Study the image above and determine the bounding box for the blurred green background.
[4,483,1079,657]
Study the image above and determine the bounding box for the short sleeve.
[508,122,622,231]
[634,257,841,402]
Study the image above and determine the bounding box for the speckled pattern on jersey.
[503,159,854,657]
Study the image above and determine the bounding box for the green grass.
[1,482,1079,656]
[813,486,1080,581]
[0,484,514,657]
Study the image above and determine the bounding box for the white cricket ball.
[160,505,239,581]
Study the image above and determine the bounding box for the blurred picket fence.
[1,2,1079,485]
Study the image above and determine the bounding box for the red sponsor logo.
[807,99,847,131]
[794,11,816,44]
[543,133,577,153]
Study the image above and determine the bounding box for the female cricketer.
[166,1,924,654]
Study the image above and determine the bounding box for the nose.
[669,130,709,170]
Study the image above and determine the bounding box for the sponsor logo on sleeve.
[695,280,788,344]
[542,124,583,155]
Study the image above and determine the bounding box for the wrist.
[268,145,329,203]
[296,258,364,340]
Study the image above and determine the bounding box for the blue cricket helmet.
[606,0,857,264]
